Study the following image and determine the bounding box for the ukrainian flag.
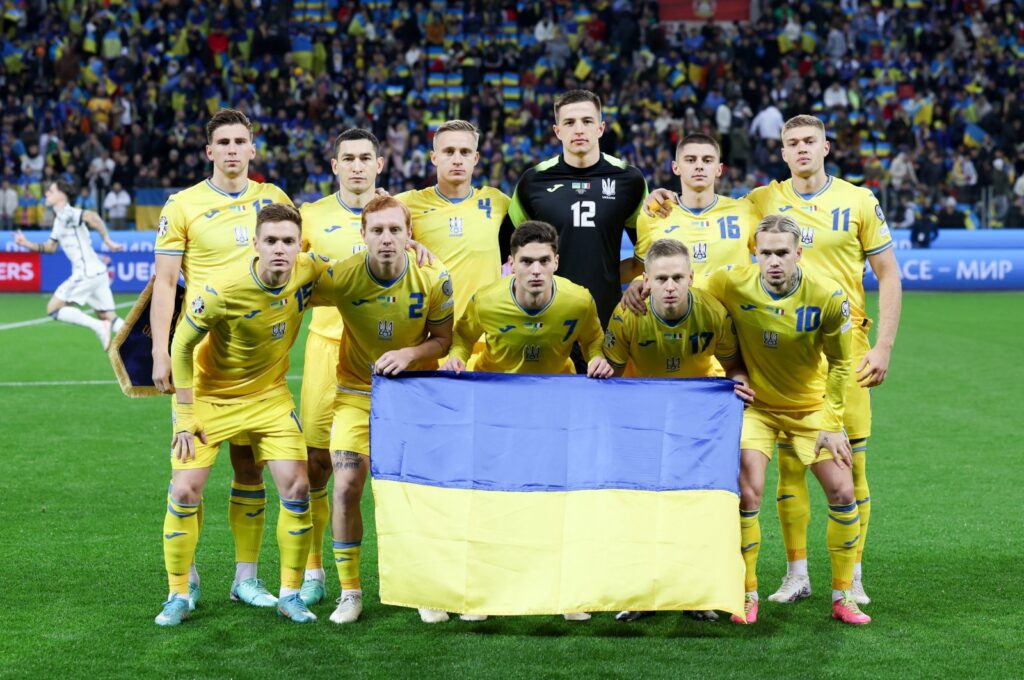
[370,373,745,618]
[134,188,176,231]
[964,123,988,148]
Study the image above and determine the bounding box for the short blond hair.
[434,119,480,146]
[782,114,826,138]
[646,238,690,264]
[754,214,801,246]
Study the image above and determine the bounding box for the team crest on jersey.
[763,330,779,348]
[448,217,464,237]
[271,322,286,340]
[234,226,249,246]
[524,321,544,332]
[524,344,541,361]
[158,216,169,237]
[601,178,616,199]
[572,181,591,195]
[378,320,394,339]
[665,356,681,372]
[800,228,815,246]
[190,296,205,315]
[692,241,708,263]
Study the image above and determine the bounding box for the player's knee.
[739,484,763,510]
[825,481,855,506]
[332,476,364,508]
[170,481,203,506]
[306,447,332,487]
[280,476,310,501]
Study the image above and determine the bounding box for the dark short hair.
[510,220,559,254]
[255,203,302,235]
[676,133,721,158]
[361,195,411,230]
[553,89,602,121]
[206,109,253,144]
[333,128,380,158]
[646,238,690,263]
[51,179,75,200]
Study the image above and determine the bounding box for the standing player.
[505,90,648,330]
[622,133,758,312]
[151,109,292,609]
[443,221,613,623]
[156,204,326,626]
[396,120,510,324]
[605,238,754,623]
[745,116,901,606]
[320,196,454,626]
[295,128,383,607]
[704,215,869,626]
[15,179,125,349]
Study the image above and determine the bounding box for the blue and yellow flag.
[370,373,745,617]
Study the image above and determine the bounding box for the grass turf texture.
[0,291,1018,679]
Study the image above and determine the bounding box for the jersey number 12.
[571,201,596,228]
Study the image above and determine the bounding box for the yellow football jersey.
[319,252,454,392]
[704,264,853,430]
[396,186,510,320]
[172,253,332,403]
[154,179,293,285]
[635,195,757,287]
[301,192,367,340]
[450,275,604,374]
[745,176,893,323]
[603,289,738,378]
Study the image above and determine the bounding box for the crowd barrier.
[2,229,1022,294]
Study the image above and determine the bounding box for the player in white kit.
[15,179,125,349]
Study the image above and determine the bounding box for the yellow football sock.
[740,509,761,593]
[168,482,202,576]
[827,502,860,590]
[278,497,312,590]
[851,440,870,565]
[163,497,199,596]
[333,540,362,591]
[305,485,330,571]
[228,481,266,564]
[776,444,810,561]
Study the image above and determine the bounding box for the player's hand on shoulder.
[586,356,614,379]
[375,348,414,376]
[621,279,649,315]
[407,239,435,266]
[440,356,466,374]
[374,187,391,199]
[816,430,852,470]
[643,188,677,218]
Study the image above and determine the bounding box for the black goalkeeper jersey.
[506,154,648,325]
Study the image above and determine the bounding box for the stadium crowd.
[1,0,1022,230]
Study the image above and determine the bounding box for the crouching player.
[604,237,755,622]
[442,220,613,622]
[156,203,329,626]
[704,214,868,626]
[318,196,455,626]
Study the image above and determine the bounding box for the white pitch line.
[0,375,305,388]
[0,301,135,331]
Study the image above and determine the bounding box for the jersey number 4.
[570,201,596,228]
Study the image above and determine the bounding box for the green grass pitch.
[0,291,1019,679]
